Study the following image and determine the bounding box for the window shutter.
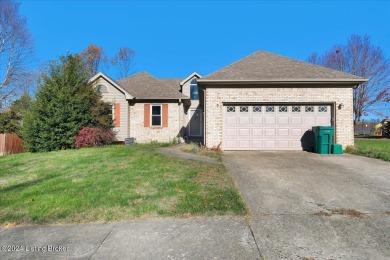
[144,104,150,127]
[114,103,120,127]
[162,104,168,127]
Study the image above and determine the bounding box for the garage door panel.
[265,128,276,136]
[238,128,250,136]
[264,140,276,148]
[290,140,302,149]
[303,116,316,125]
[225,117,237,126]
[252,128,263,136]
[277,140,289,148]
[277,128,289,136]
[251,117,263,125]
[225,140,237,149]
[290,128,302,136]
[225,128,237,137]
[265,117,276,125]
[252,140,263,148]
[223,105,331,150]
[317,117,331,125]
[278,117,289,125]
[238,117,250,125]
[291,117,302,125]
[238,140,250,149]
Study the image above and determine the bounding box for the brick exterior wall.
[129,102,184,143]
[205,86,354,149]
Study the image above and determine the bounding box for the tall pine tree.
[22,54,112,152]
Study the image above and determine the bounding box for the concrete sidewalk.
[0,217,260,259]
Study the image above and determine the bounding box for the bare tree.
[0,0,34,107]
[307,35,390,123]
[79,44,108,77]
[111,47,136,78]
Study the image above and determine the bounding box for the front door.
[189,109,202,136]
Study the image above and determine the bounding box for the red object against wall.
[162,104,168,127]
[114,103,120,127]
[144,104,150,127]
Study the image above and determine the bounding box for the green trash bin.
[312,126,334,154]
[332,144,343,154]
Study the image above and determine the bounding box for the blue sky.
[20,0,389,80]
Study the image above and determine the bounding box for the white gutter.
[197,78,368,85]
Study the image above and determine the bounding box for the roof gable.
[89,72,134,99]
[117,72,188,100]
[179,72,202,86]
[200,50,367,83]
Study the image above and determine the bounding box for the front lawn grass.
[0,144,246,225]
[178,143,222,161]
[346,138,390,161]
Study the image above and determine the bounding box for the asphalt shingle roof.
[117,72,188,99]
[202,50,366,82]
[159,78,183,91]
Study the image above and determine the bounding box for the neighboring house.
[88,50,367,151]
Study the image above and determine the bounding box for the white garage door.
[223,104,332,150]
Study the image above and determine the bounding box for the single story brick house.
[89,50,367,150]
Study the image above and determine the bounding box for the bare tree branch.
[0,0,34,107]
[111,47,136,78]
[307,35,390,123]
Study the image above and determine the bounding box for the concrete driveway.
[224,151,390,259]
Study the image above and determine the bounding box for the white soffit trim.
[180,72,202,86]
[89,72,134,100]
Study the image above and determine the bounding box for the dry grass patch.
[179,143,222,160]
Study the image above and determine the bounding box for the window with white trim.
[151,105,162,126]
[190,79,199,100]
[266,106,275,112]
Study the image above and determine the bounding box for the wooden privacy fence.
[0,133,24,156]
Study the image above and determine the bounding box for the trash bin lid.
[317,126,334,130]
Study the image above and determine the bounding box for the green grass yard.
[346,138,390,161]
[0,144,246,226]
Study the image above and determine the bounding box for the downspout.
[179,99,181,139]
[333,101,337,144]
[128,100,130,138]
[203,88,206,146]
[351,84,360,145]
